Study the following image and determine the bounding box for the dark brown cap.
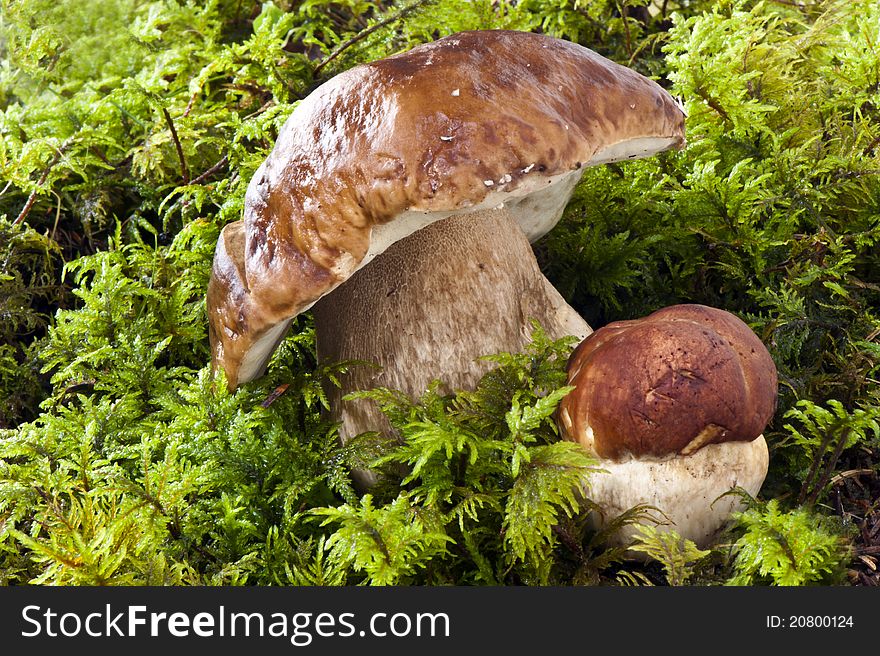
[558,304,777,461]
[208,30,687,388]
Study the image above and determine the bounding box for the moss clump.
[1,0,877,585]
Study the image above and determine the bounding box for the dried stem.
[162,107,190,184]
[617,1,634,60]
[805,427,853,507]
[190,155,229,185]
[694,87,731,123]
[313,0,435,76]
[13,137,74,227]
[798,428,838,505]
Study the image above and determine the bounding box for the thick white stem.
[312,208,590,450]
[587,436,770,552]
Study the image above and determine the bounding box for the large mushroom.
[557,304,778,548]
[207,30,686,448]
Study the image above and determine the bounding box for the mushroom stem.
[312,208,591,446]
[588,436,769,550]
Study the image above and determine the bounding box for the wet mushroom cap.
[558,304,777,461]
[207,29,687,388]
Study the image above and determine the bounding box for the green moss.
[2,0,877,585]
[728,499,853,586]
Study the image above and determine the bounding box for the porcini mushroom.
[207,30,686,448]
[557,304,777,548]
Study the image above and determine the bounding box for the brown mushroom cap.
[207,29,686,388]
[558,304,777,461]
[557,304,777,548]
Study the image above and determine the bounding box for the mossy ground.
[1,0,878,586]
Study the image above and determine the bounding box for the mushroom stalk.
[312,208,591,443]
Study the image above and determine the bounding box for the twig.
[243,99,276,121]
[830,469,874,486]
[89,145,112,166]
[800,426,853,506]
[12,175,48,227]
[617,1,634,60]
[260,383,290,408]
[13,137,74,227]
[183,88,201,118]
[313,0,435,76]
[864,133,880,155]
[162,107,190,184]
[190,155,229,185]
[693,87,731,123]
[798,427,837,505]
[806,426,853,507]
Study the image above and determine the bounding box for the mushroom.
[207,30,687,452]
[557,304,778,548]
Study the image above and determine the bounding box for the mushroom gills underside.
[236,317,294,385]
[585,135,682,166]
[362,167,584,269]
[360,134,682,260]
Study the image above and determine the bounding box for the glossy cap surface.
[208,30,687,387]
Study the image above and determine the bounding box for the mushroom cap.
[208,30,687,387]
[557,304,778,461]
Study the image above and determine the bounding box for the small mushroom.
[557,304,777,548]
[207,30,686,456]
